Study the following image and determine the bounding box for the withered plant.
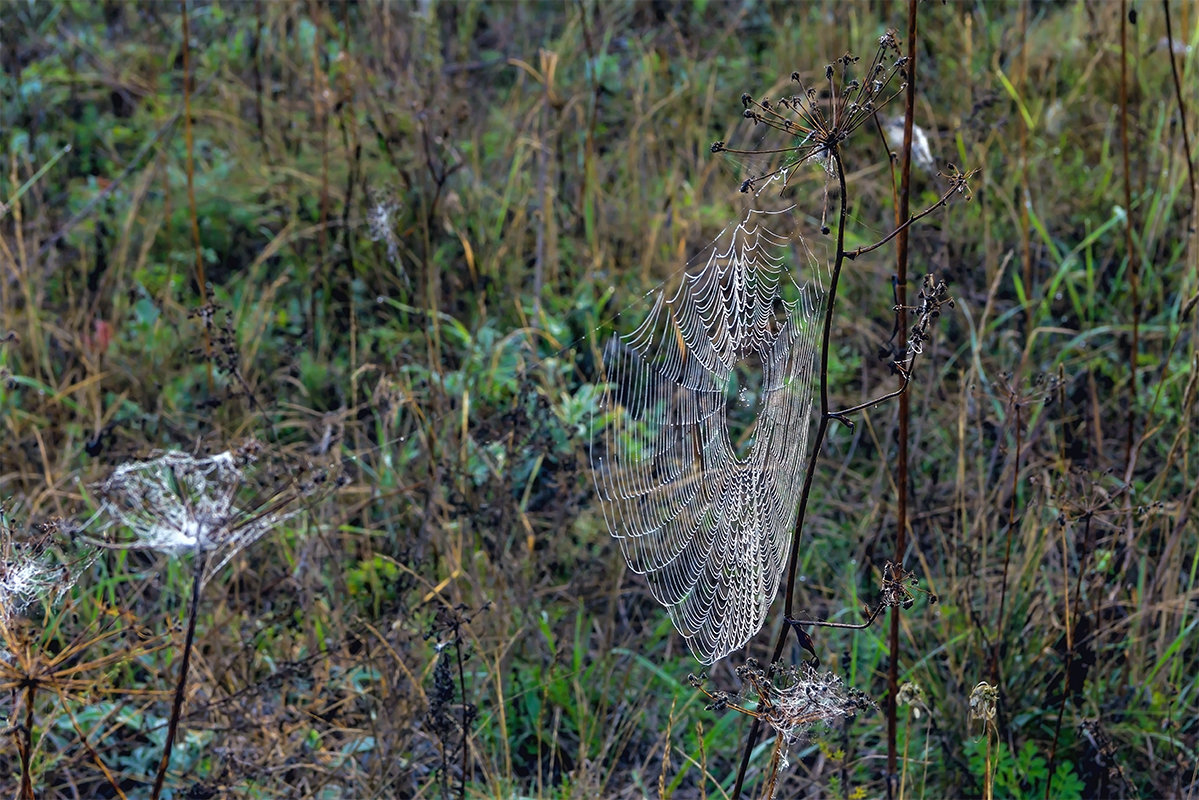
[593,23,974,798]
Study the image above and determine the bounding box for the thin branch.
[845,177,965,261]
[787,602,887,632]
[829,364,913,426]
[1161,0,1196,237]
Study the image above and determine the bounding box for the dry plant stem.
[1120,0,1138,471]
[992,399,1021,684]
[1161,0,1197,232]
[731,146,851,800]
[888,2,918,796]
[150,550,206,800]
[455,629,469,800]
[18,683,34,800]
[181,1,214,394]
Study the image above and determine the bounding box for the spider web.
[591,203,827,664]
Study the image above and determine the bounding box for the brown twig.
[1161,0,1197,239]
[150,550,206,800]
[181,1,213,394]
[887,3,918,796]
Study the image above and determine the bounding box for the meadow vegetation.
[0,2,1196,798]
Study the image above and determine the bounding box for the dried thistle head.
[713,30,909,193]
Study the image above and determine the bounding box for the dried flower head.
[897,680,929,719]
[1,507,94,623]
[366,185,406,280]
[695,658,875,745]
[906,273,955,359]
[87,441,335,582]
[969,680,999,727]
[713,31,909,193]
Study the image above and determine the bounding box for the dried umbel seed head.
[720,30,911,193]
[87,443,338,585]
[694,659,875,747]
[0,510,94,622]
[897,681,928,719]
[969,681,999,724]
[762,663,875,744]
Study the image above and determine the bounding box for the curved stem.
[830,363,913,425]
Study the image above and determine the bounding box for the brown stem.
[732,141,853,800]
[180,1,213,394]
[19,684,35,800]
[887,2,918,797]
[151,551,206,800]
[1161,0,1197,237]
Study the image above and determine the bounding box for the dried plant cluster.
[0,511,82,623]
[713,30,909,195]
[596,27,976,794]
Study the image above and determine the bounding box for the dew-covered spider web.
[591,203,828,664]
